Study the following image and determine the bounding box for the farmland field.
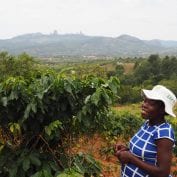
[0,52,177,177]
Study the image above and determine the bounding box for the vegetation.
[0,52,177,176]
[114,54,177,104]
[0,52,121,177]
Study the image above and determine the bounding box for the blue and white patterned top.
[121,120,175,177]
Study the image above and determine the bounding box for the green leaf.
[31,102,37,113]
[64,80,73,94]
[30,170,53,177]
[9,123,21,135]
[23,101,37,122]
[90,89,100,106]
[57,169,83,177]
[73,162,84,173]
[0,144,4,152]
[30,171,42,177]
[43,169,53,177]
[101,89,112,105]
[49,161,59,172]
[9,166,18,177]
[23,158,30,171]
[1,97,8,106]
[9,91,18,100]
[36,92,44,100]
[108,77,120,94]
[29,153,41,166]
[84,95,91,104]
[45,120,62,136]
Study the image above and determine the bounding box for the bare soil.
[71,134,177,177]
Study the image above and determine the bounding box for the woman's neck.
[148,117,166,126]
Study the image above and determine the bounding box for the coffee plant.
[0,72,120,177]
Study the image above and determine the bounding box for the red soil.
[70,134,177,177]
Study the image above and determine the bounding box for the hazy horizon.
[2,32,177,42]
[1,0,177,41]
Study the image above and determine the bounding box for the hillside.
[1,33,177,57]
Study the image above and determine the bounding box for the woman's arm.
[116,138,173,177]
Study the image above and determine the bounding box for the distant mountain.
[0,33,177,57]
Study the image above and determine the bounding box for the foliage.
[0,51,51,82]
[0,71,120,177]
[72,153,102,177]
[116,55,177,104]
[118,85,142,104]
[168,118,177,157]
[107,63,124,78]
[104,111,143,140]
[57,168,83,177]
[133,55,177,86]
[1,52,177,176]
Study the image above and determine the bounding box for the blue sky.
[1,0,177,40]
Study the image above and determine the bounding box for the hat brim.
[142,89,176,117]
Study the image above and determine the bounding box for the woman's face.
[141,97,165,120]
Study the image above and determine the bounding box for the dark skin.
[114,97,174,177]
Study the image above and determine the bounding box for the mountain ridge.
[1,33,177,57]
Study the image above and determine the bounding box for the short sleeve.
[153,124,175,145]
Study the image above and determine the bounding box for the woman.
[115,85,177,177]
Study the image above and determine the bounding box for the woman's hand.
[114,144,132,164]
[115,150,133,164]
[114,144,129,152]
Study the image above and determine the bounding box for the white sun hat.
[142,85,177,117]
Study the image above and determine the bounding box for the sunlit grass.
[112,103,141,116]
[113,103,177,118]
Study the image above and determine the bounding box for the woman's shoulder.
[153,122,175,143]
[158,122,173,129]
